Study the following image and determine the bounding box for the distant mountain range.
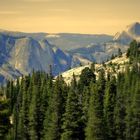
[46,33,113,51]
[69,22,140,63]
[0,30,113,51]
[0,22,140,83]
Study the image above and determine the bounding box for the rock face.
[0,33,91,83]
[113,22,140,43]
[69,22,140,63]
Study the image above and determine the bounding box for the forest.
[0,40,140,140]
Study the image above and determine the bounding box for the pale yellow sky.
[0,0,140,35]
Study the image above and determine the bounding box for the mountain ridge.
[0,22,140,83]
[113,22,140,43]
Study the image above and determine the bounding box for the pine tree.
[86,69,106,140]
[61,75,84,140]
[82,86,91,128]
[29,85,38,140]
[104,76,117,139]
[78,67,96,92]
[22,78,30,140]
[43,77,65,140]
[0,99,10,139]
[114,73,126,140]
[80,65,96,136]
[125,71,140,140]
[132,80,140,140]
[127,40,140,63]
[85,83,106,140]
[118,48,122,57]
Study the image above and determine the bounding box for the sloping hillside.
[59,53,129,84]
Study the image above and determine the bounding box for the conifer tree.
[43,77,65,140]
[132,80,140,140]
[85,83,106,140]
[104,76,116,139]
[125,70,140,140]
[0,99,10,139]
[86,69,106,140]
[118,48,122,57]
[82,86,91,127]
[61,75,84,140]
[78,67,95,91]
[114,73,126,140]
[29,85,38,140]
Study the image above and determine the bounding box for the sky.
[0,0,140,35]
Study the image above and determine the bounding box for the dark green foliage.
[61,75,84,140]
[81,86,90,128]
[114,73,126,140]
[118,48,122,57]
[111,54,115,60]
[0,99,10,139]
[1,40,140,140]
[86,71,106,140]
[127,40,140,63]
[43,76,66,140]
[1,67,140,140]
[125,69,140,140]
[104,76,116,139]
[132,80,140,140]
[78,67,96,91]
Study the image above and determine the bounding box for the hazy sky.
[0,0,140,35]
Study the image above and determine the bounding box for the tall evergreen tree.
[43,77,65,140]
[114,73,126,140]
[29,85,39,140]
[132,80,140,140]
[78,67,96,91]
[85,83,106,140]
[104,76,117,139]
[61,75,84,140]
[86,70,106,140]
[0,99,10,139]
